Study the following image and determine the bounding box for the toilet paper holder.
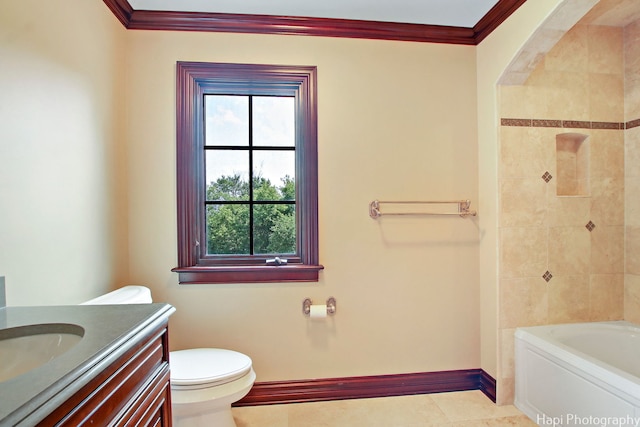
[302,297,336,316]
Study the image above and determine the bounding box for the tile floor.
[232,390,537,426]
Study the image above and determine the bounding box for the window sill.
[171,264,324,284]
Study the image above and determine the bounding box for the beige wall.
[476,0,570,396]
[625,20,640,322]
[2,0,618,395]
[0,0,128,305]
[125,31,481,382]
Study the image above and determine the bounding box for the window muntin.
[204,95,296,256]
[173,62,322,284]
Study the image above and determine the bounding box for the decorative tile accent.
[562,120,591,129]
[501,118,531,127]
[499,117,636,130]
[532,119,562,128]
[542,172,553,183]
[586,221,595,232]
[627,119,640,129]
[592,121,623,130]
[542,271,553,282]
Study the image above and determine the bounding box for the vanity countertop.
[0,303,175,426]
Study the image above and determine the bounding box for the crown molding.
[102,0,526,45]
[474,0,527,43]
[102,0,133,27]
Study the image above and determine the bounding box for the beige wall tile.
[591,176,624,226]
[590,225,624,273]
[497,329,516,407]
[500,127,554,179]
[625,76,640,122]
[500,86,546,119]
[499,328,516,381]
[588,25,623,75]
[546,72,590,120]
[532,127,563,177]
[545,24,588,73]
[625,274,640,322]
[525,56,548,87]
[499,278,548,328]
[624,21,640,77]
[546,195,591,227]
[548,275,591,323]
[626,127,640,177]
[625,177,640,227]
[500,178,548,227]
[496,377,515,407]
[590,274,624,320]
[500,227,548,278]
[591,130,624,179]
[589,73,624,122]
[625,226,640,274]
[548,226,591,275]
[624,21,640,121]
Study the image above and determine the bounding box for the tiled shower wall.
[497,21,640,404]
[625,20,640,324]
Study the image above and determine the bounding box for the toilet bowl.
[82,286,255,427]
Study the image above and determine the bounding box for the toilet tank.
[81,286,152,305]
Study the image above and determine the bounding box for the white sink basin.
[0,324,84,382]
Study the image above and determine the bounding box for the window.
[173,62,322,284]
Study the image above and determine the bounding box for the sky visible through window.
[205,95,295,188]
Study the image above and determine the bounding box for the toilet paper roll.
[309,304,327,319]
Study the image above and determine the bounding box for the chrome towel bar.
[369,200,477,219]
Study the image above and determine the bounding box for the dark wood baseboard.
[235,369,496,407]
[478,370,497,402]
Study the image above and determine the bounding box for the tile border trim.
[501,118,638,130]
[627,118,640,129]
[234,369,496,406]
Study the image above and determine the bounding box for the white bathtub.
[515,321,640,427]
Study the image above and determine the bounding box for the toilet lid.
[170,348,252,389]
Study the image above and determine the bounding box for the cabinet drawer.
[115,366,171,427]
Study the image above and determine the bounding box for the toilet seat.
[170,348,253,390]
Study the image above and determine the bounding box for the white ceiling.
[127,0,501,28]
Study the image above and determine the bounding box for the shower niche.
[555,133,590,196]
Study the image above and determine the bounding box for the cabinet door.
[40,325,172,427]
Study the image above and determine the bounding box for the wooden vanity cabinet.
[39,320,173,427]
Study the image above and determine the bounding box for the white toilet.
[82,286,256,427]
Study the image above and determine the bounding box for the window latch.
[266,257,288,266]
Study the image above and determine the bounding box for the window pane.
[252,151,295,201]
[253,204,296,255]
[205,95,248,147]
[253,96,295,147]
[206,204,250,255]
[206,150,249,201]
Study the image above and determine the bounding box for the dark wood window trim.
[172,62,322,284]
